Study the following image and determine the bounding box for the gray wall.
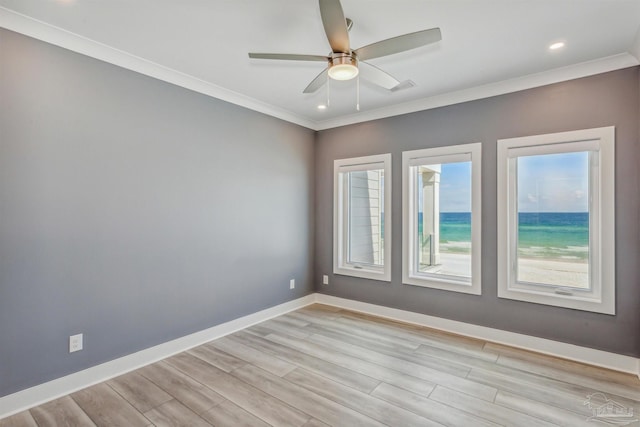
[315,67,640,357]
[0,29,315,397]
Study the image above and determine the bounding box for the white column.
[421,166,441,266]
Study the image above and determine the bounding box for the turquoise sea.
[434,212,589,260]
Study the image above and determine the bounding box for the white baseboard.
[0,294,316,420]
[315,294,640,378]
[2,292,638,420]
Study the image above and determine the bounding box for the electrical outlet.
[323,275,329,285]
[289,279,295,289]
[69,334,83,353]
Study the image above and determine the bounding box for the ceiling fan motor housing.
[330,52,357,66]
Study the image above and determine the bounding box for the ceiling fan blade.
[355,28,442,61]
[359,62,400,90]
[303,68,328,93]
[249,53,329,62]
[319,0,350,53]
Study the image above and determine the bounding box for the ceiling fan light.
[328,63,359,81]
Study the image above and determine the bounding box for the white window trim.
[402,143,482,295]
[333,153,392,282]
[497,126,615,315]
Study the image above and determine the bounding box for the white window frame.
[497,127,615,315]
[402,143,482,294]
[333,154,392,281]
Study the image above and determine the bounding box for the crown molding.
[631,25,640,62]
[314,53,639,130]
[0,7,317,130]
[1,7,638,133]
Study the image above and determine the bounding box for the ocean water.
[433,212,471,254]
[439,212,472,243]
[516,212,588,260]
[431,212,589,260]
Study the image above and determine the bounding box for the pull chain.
[356,75,360,111]
[327,70,330,107]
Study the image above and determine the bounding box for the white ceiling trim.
[0,7,317,130]
[631,26,640,62]
[314,53,639,130]
[1,6,638,132]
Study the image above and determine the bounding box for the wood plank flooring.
[2,304,639,426]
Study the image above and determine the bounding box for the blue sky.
[433,152,589,213]
[517,152,589,213]
[439,162,471,212]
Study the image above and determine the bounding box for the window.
[402,143,482,294]
[334,154,391,281]
[497,127,615,314]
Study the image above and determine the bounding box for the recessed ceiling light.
[317,104,327,110]
[549,41,565,50]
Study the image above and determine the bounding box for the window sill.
[334,265,390,282]
[403,274,481,295]
[498,286,614,315]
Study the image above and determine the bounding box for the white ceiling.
[1,0,639,130]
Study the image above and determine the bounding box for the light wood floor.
[2,304,639,427]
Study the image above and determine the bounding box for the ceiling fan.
[248,0,442,93]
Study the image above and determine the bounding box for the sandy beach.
[516,256,588,288]
[435,251,588,289]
